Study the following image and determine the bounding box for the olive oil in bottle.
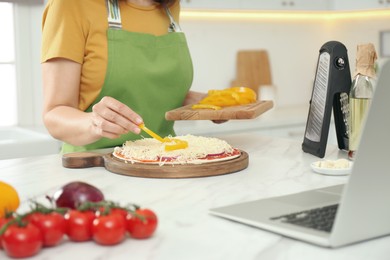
[348,43,377,160]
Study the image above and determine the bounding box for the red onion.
[53,181,104,209]
[160,156,179,162]
[206,152,225,156]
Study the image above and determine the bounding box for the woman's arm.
[42,58,143,146]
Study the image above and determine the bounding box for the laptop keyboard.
[270,204,339,232]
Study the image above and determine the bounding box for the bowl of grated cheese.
[311,159,352,176]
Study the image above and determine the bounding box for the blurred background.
[1,0,389,159]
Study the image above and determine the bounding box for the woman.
[41,0,204,153]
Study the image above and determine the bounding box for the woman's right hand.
[91,96,143,139]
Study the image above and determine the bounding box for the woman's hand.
[91,96,143,139]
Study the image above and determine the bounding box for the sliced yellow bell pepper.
[229,87,257,102]
[192,86,257,110]
[164,138,189,151]
[138,123,165,142]
[191,104,222,110]
[139,123,189,151]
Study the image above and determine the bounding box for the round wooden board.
[104,151,249,178]
[63,150,249,178]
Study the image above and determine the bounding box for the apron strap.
[164,5,182,33]
[106,0,122,29]
[105,0,182,32]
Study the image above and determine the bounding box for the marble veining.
[0,133,388,260]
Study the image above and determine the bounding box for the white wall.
[327,16,390,69]
[181,13,390,107]
[181,18,330,107]
[19,5,390,127]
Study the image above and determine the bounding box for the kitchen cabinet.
[239,0,330,11]
[180,0,240,10]
[181,0,329,10]
[181,0,389,11]
[332,0,390,10]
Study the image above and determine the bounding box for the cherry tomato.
[65,210,95,242]
[97,206,127,220]
[126,209,158,239]
[27,212,66,247]
[110,208,128,220]
[2,222,42,258]
[0,216,13,250]
[92,213,126,245]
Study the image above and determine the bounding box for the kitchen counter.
[0,126,61,160]
[174,105,310,136]
[174,105,339,144]
[1,133,388,260]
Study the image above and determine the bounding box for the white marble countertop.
[1,133,389,260]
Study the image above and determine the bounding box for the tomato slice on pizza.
[113,135,241,165]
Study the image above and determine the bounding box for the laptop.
[209,59,390,248]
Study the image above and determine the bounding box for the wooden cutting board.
[62,151,249,179]
[165,100,273,121]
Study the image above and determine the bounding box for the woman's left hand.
[212,120,227,124]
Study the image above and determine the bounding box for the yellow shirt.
[41,0,180,111]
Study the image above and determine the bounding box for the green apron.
[62,0,193,153]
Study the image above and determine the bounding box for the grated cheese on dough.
[113,134,237,165]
